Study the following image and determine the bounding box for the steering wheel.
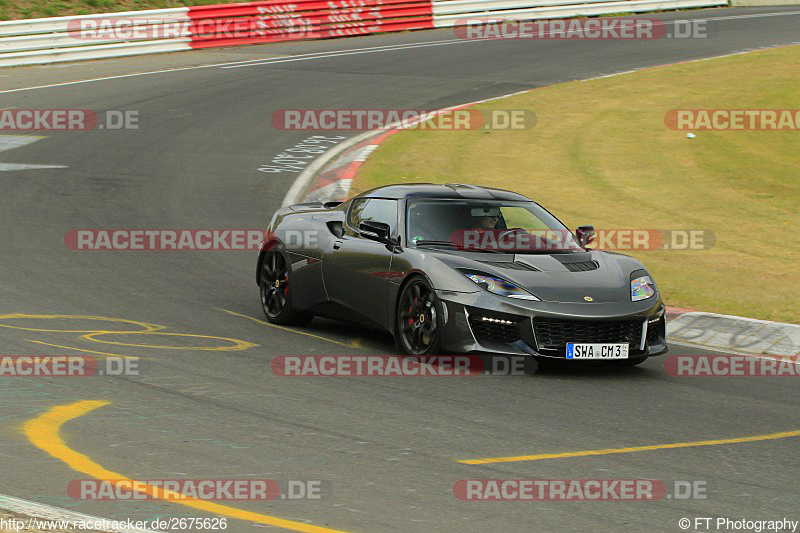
[498,227,527,239]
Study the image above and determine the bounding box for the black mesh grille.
[646,319,663,345]
[562,261,599,272]
[469,316,521,345]
[479,261,539,271]
[533,319,643,352]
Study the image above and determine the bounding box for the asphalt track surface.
[1,7,799,532]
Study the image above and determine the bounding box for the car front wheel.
[395,276,442,356]
[259,248,313,326]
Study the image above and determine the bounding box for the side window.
[348,198,398,234]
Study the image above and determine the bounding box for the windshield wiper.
[413,240,456,247]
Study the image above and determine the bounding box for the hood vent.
[562,260,599,272]
[479,261,540,272]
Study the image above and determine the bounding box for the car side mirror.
[359,221,393,244]
[575,225,596,247]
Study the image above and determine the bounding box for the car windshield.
[406,199,582,253]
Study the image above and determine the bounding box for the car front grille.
[469,315,522,345]
[533,318,643,352]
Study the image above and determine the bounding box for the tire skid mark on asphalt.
[23,400,347,533]
[0,313,257,352]
[457,429,800,465]
[218,308,362,350]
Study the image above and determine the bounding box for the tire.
[259,248,313,326]
[395,276,442,356]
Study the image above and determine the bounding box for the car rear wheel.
[396,277,442,356]
[259,248,313,326]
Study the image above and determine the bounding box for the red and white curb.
[669,312,800,356]
[299,131,394,204]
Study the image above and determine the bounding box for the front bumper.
[436,290,668,359]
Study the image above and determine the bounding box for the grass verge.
[354,45,800,323]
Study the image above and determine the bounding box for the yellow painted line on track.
[458,429,800,465]
[0,313,163,333]
[219,309,362,349]
[80,331,257,351]
[26,339,149,360]
[0,313,256,352]
[23,401,347,533]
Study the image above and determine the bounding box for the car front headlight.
[460,270,540,301]
[631,271,656,301]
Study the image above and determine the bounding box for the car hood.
[428,249,643,304]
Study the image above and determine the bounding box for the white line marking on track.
[0,38,467,94]
[0,135,67,171]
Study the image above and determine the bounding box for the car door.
[322,198,399,330]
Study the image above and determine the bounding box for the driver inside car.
[470,206,500,230]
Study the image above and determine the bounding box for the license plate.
[566,343,629,359]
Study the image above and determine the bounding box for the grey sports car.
[257,183,667,365]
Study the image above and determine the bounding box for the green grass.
[355,45,800,323]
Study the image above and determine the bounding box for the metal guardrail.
[0,8,191,67]
[0,0,726,67]
[433,0,727,25]
[0,8,190,36]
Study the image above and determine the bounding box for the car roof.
[356,183,531,201]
